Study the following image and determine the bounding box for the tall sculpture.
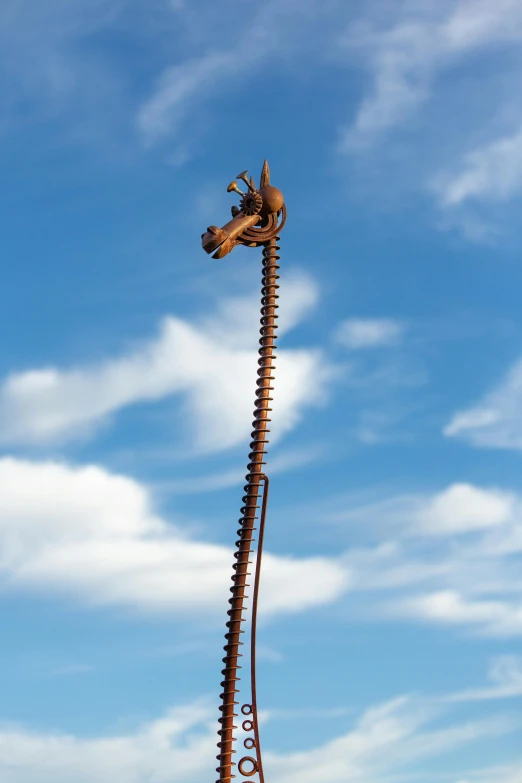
[201,160,286,783]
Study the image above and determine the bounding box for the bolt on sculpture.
[201,160,286,783]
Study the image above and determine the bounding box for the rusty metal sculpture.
[201,160,286,783]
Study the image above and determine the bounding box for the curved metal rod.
[239,205,287,244]
[249,474,269,783]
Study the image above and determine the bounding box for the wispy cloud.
[49,663,94,677]
[398,591,522,637]
[339,0,522,151]
[3,457,520,636]
[431,127,522,207]
[334,318,406,349]
[0,0,130,144]
[0,684,517,783]
[319,481,522,636]
[137,50,243,149]
[0,456,348,618]
[0,701,217,783]
[155,443,326,495]
[332,0,522,239]
[417,483,514,535]
[0,270,332,452]
[455,764,522,783]
[270,704,515,783]
[445,355,522,450]
[443,654,522,703]
[136,0,320,149]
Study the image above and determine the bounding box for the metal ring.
[241,704,253,716]
[238,756,258,777]
[242,719,254,732]
[244,737,256,750]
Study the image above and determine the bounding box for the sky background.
[0,0,521,781]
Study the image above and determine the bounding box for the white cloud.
[4,456,521,636]
[0,456,348,618]
[271,701,514,783]
[334,318,405,349]
[399,590,522,635]
[375,569,522,638]
[321,481,522,636]
[459,766,522,783]
[136,0,318,148]
[489,654,522,689]
[0,689,516,783]
[417,484,514,535]
[340,0,522,150]
[0,0,132,146]
[445,655,522,702]
[0,270,332,451]
[156,443,325,495]
[432,127,522,207]
[445,356,522,450]
[331,0,522,238]
[137,50,243,147]
[0,701,216,783]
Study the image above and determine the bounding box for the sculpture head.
[201,160,286,259]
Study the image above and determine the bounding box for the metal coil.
[216,236,280,783]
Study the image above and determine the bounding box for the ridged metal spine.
[216,236,280,783]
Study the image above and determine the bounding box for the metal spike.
[259,159,270,188]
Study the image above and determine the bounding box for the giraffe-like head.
[201,160,285,259]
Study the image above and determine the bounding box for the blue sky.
[0,0,521,780]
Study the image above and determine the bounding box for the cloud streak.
[321,481,522,637]
[136,0,321,149]
[0,685,517,783]
[445,355,522,449]
[2,453,520,637]
[431,127,522,207]
[0,270,332,451]
[0,456,348,618]
[443,654,522,702]
[340,0,522,150]
[333,318,405,349]
[4,459,518,638]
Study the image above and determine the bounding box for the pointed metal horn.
[260,159,270,188]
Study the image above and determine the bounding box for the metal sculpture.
[201,160,286,783]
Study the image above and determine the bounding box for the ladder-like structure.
[201,160,286,783]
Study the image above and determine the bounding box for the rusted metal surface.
[202,160,286,260]
[201,160,285,783]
